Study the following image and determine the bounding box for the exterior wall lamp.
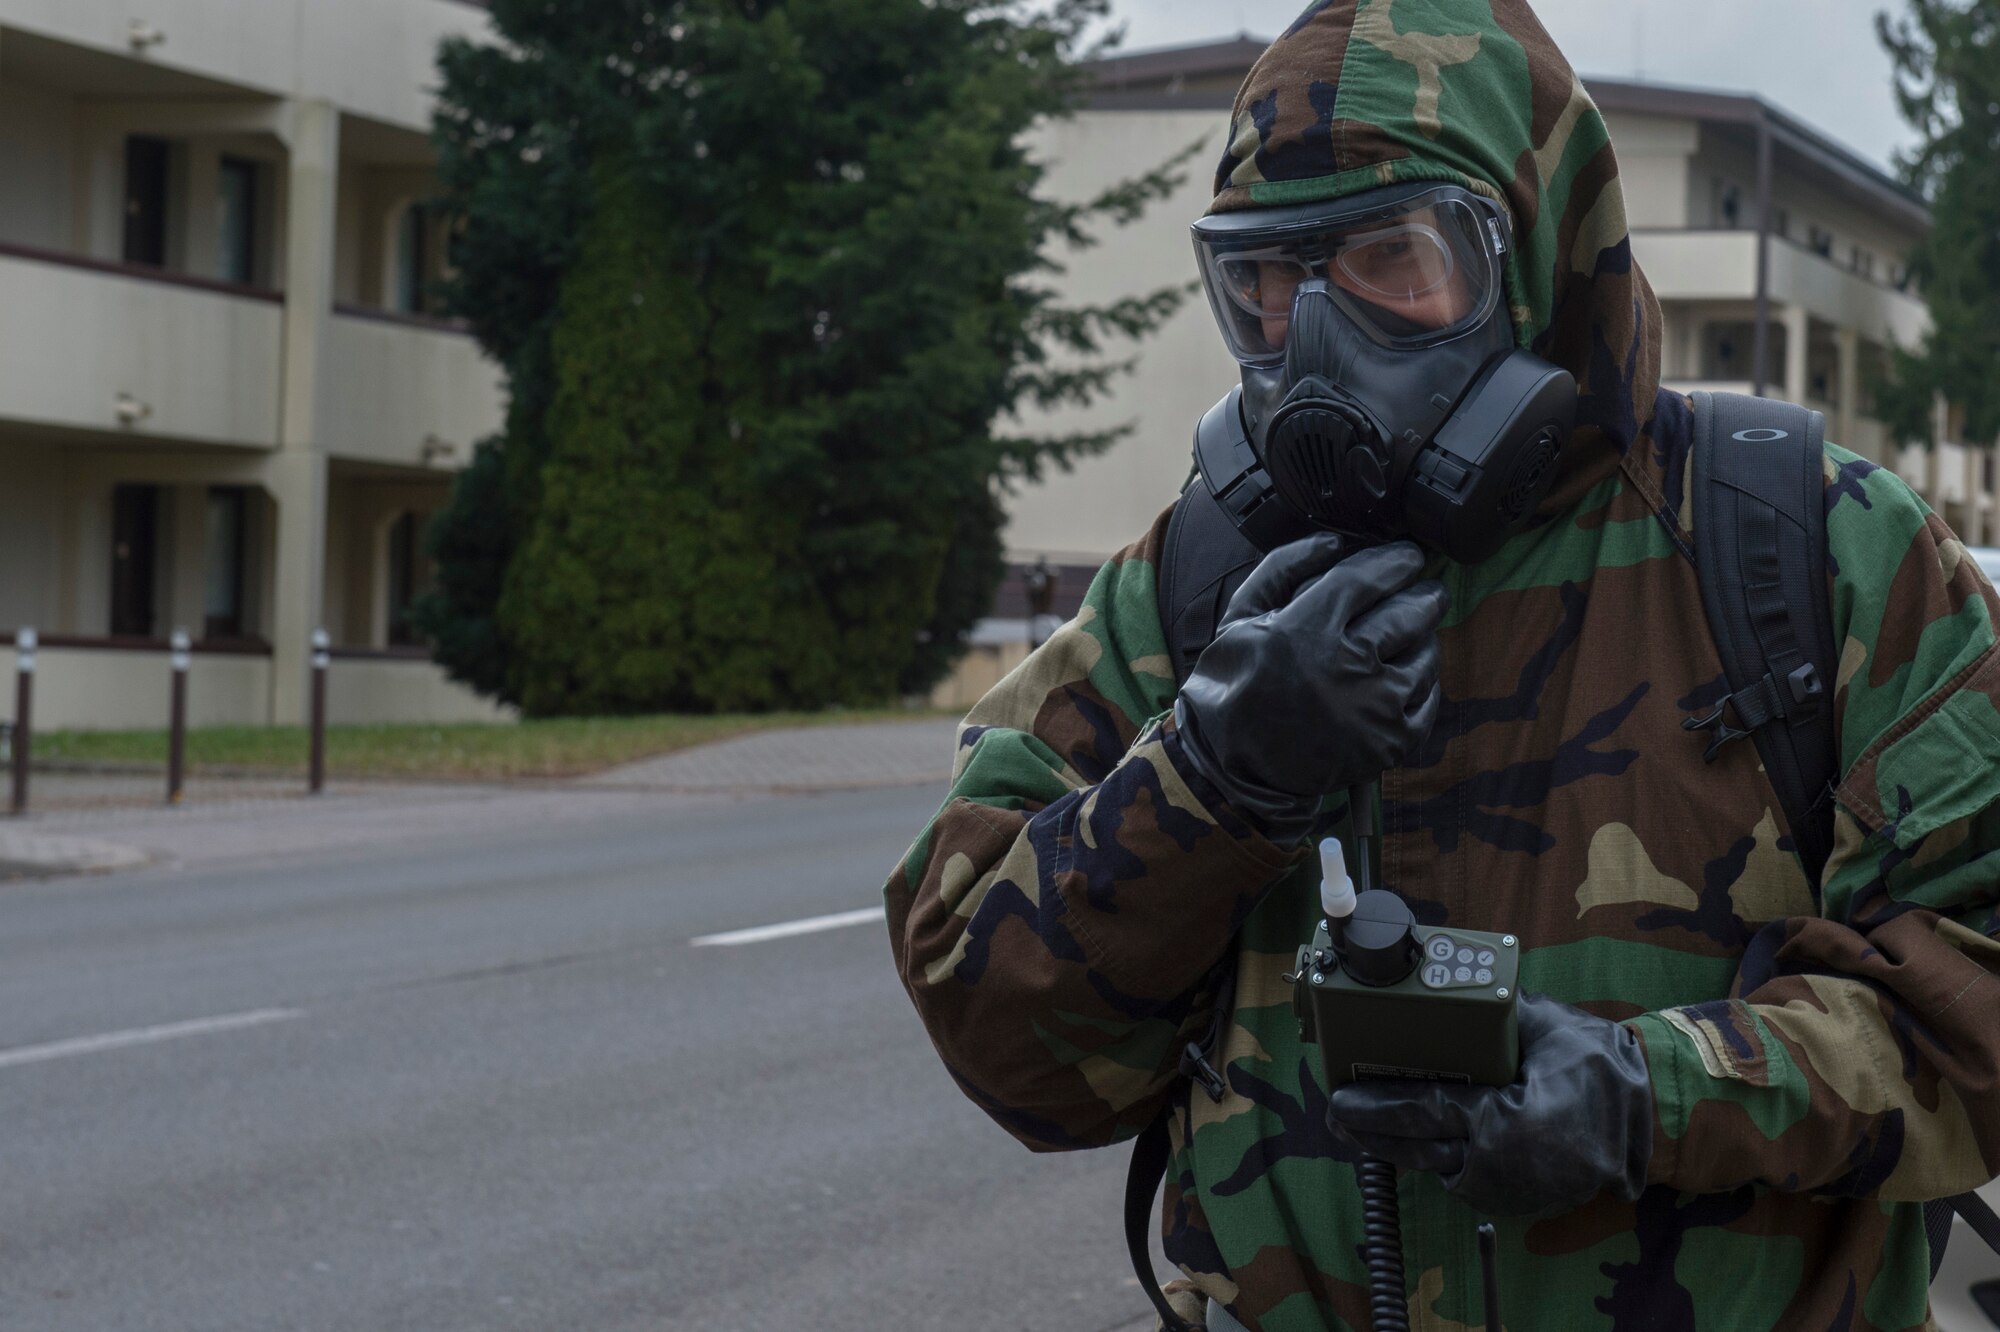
[115,393,154,426]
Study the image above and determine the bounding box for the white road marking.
[0,1008,303,1070]
[691,907,885,948]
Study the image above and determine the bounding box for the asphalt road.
[0,784,1166,1332]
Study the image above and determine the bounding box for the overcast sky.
[1096,0,1921,175]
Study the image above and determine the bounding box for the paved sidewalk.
[0,717,961,878]
[21,769,308,809]
[584,717,960,792]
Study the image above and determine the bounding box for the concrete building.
[0,0,506,730]
[945,36,1977,705]
[0,19,1966,721]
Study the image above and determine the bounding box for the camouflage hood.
[1210,0,1663,518]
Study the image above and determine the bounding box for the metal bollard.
[167,629,190,805]
[308,628,329,796]
[12,628,35,816]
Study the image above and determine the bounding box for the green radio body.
[1292,917,1521,1090]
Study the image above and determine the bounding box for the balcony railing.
[0,241,282,304]
[1632,229,1929,350]
[0,245,283,447]
[1631,228,1919,299]
[322,305,504,468]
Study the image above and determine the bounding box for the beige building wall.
[1602,110,1698,228]
[0,78,72,244]
[0,647,272,729]
[1000,76,1954,571]
[0,0,515,731]
[327,657,512,726]
[1003,110,1238,564]
[0,254,284,441]
[0,0,486,132]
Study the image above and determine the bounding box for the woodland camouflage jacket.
[885,3,2000,1329]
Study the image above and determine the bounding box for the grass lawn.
[32,708,952,783]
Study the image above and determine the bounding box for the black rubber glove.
[1323,993,1654,1219]
[1172,535,1446,844]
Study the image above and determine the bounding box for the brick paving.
[0,718,960,877]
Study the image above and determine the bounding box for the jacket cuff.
[1623,1011,1688,1188]
[1150,711,1306,869]
[1162,703,1319,848]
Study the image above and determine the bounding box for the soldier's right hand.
[1171,534,1446,844]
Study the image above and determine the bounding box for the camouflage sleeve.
[884,509,1303,1151]
[1627,447,2000,1201]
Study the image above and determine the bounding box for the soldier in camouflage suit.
[885,1,2000,1327]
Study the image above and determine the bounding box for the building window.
[1808,224,1834,259]
[1772,207,1790,240]
[123,136,172,267]
[110,484,161,638]
[396,204,435,315]
[386,512,425,647]
[217,156,260,286]
[205,487,248,640]
[1716,181,1742,228]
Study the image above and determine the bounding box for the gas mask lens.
[1196,188,1506,365]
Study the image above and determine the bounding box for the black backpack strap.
[1124,961,1238,1332]
[1130,481,1259,1329]
[1158,480,1265,687]
[1121,866,1241,1329]
[1124,1015,1235,1332]
[1949,1191,2000,1262]
[1125,1114,1203,1332]
[1681,394,1998,1280]
[1682,391,1839,883]
[1926,1189,1959,1281]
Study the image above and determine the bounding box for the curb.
[0,831,152,879]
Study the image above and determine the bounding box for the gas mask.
[1190,182,1576,564]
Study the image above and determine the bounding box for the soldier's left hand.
[1322,993,1654,1218]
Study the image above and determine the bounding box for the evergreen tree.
[498,161,833,713]
[414,0,1192,713]
[1875,0,2000,449]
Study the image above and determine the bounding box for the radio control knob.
[1338,891,1420,987]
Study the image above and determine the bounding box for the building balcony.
[0,243,282,447]
[1803,396,1893,459]
[0,0,491,135]
[0,247,504,460]
[1632,231,1762,301]
[1633,229,1930,347]
[1661,379,1759,398]
[323,306,505,469]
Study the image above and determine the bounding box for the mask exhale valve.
[1289,784,1517,1332]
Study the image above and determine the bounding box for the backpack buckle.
[1682,697,1755,762]
[1180,1042,1228,1103]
